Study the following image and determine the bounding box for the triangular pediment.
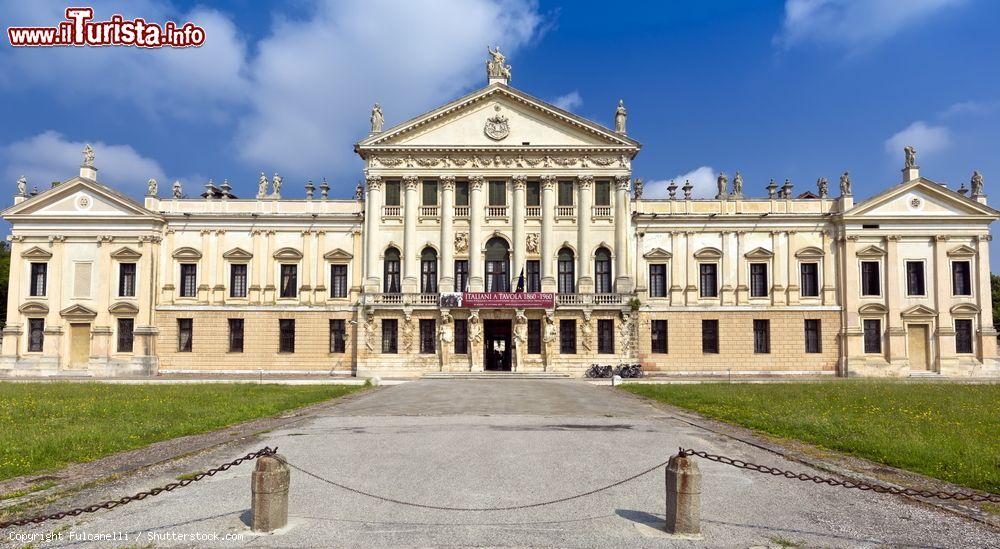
[795,246,825,259]
[845,178,1000,219]
[222,247,253,260]
[110,246,142,261]
[357,84,640,151]
[744,247,774,260]
[273,247,303,260]
[947,244,977,257]
[108,301,140,315]
[60,304,98,319]
[856,245,886,258]
[643,247,672,260]
[20,246,53,259]
[2,177,158,219]
[172,247,202,260]
[693,247,723,260]
[324,248,353,261]
[901,305,937,318]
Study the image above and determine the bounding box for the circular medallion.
[484,105,510,141]
[75,194,92,211]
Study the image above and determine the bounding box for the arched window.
[421,247,438,293]
[384,247,401,293]
[594,247,612,293]
[485,237,510,292]
[558,247,575,293]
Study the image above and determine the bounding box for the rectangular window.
[804,319,822,353]
[595,180,611,206]
[863,319,881,353]
[651,320,668,354]
[422,180,438,205]
[952,261,971,296]
[178,318,193,352]
[955,319,973,354]
[455,181,469,206]
[597,319,614,354]
[421,256,438,293]
[229,319,244,353]
[861,261,880,296]
[753,319,770,354]
[330,264,348,298]
[384,180,401,206]
[454,319,468,355]
[454,260,469,292]
[800,263,819,297]
[526,260,541,292]
[419,319,436,354]
[750,263,768,298]
[649,264,667,298]
[527,319,541,354]
[905,261,925,296]
[488,180,506,206]
[29,262,47,297]
[279,319,295,353]
[117,318,134,353]
[119,263,136,297]
[526,180,541,206]
[180,264,197,297]
[280,264,297,298]
[330,319,346,353]
[560,319,576,354]
[699,264,718,298]
[702,319,719,354]
[28,318,44,352]
[382,319,398,354]
[557,180,574,206]
[230,264,248,298]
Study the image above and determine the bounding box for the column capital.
[513,174,528,190]
[440,175,456,190]
[470,175,486,190]
[402,175,419,190]
[615,175,630,190]
[934,234,950,242]
[540,175,557,189]
[978,234,993,242]
[577,174,594,188]
[366,174,383,191]
[886,234,903,242]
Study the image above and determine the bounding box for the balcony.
[525,206,542,218]
[486,206,508,218]
[593,205,612,218]
[366,293,439,306]
[556,293,626,307]
[420,206,439,217]
[454,206,469,218]
[556,206,576,217]
[382,205,401,218]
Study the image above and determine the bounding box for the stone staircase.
[907,370,942,378]
[422,371,571,380]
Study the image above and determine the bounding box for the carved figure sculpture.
[634,177,644,199]
[172,180,183,198]
[817,177,828,198]
[904,146,917,168]
[258,172,268,198]
[370,103,384,133]
[716,172,729,199]
[455,232,469,253]
[486,46,512,81]
[525,233,540,254]
[82,144,94,167]
[839,171,852,196]
[16,175,27,196]
[147,178,158,197]
[271,173,282,198]
[732,171,743,197]
[614,99,627,134]
[971,171,985,196]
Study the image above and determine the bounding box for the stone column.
[770,231,787,306]
[314,230,327,302]
[264,230,276,304]
[214,230,226,304]
[1,238,24,364]
[734,231,747,304]
[576,175,594,293]
[975,234,998,360]
[300,230,312,305]
[199,229,211,303]
[933,235,957,372]
[402,175,419,293]
[684,232,698,305]
[540,175,557,291]
[469,176,485,291]
[364,175,383,291]
[720,231,734,305]
[614,175,632,292]
[162,229,175,304]
[512,175,527,287]
[439,176,456,291]
[250,229,263,304]
[821,230,837,305]
[841,235,863,373]
[786,231,799,304]
[885,235,906,365]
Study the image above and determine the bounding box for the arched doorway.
[485,237,510,292]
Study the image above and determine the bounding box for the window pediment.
[744,247,774,260]
[795,246,825,259]
[856,245,886,258]
[273,247,303,260]
[18,301,49,315]
[858,303,888,315]
[60,304,98,320]
[950,303,980,315]
[324,248,353,261]
[222,247,253,260]
[172,247,203,260]
[110,246,142,261]
[901,305,937,319]
[643,247,672,260]
[108,301,140,315]
[947,245,977,258]
[693,247,723,260]
[20,246,53,260]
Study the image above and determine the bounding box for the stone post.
[402,175,419,293]
[664,451,702,538]
[885,235,907,366]
[540,175,557,291]
[821,230,837,305]
[684,232,698,305]
[614,175,632,292]
[469,176,485,291]
[786,231,799,304]
[735,231,748,304]
[512,175,527,288]
[440,176,456,291]
[251,454,290,533]
[933,235,957,373]
[364,175,383,291]
[576,175,594,293]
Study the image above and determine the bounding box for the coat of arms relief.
[484,105,510,141]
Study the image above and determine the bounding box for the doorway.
[69,323,91,367]
[907,324,931,371]
[483,320,512,371]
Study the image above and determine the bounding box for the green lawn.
[623,381,1000,493]
[0,382,365,482]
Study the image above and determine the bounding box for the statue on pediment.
[715,172,729,199]
[370,103,384,134]
[839,171,852,196]
[732,171,743,197]
[147,178,158,197]
[614,99,627,134]
[82,144,94,167]
[271,173,282,198]
[904,146,917,168]
[971,170,984,196]
[172,180,183,198]
[16,175,27,196]
[486,46,512,81]
[257,172,268,198]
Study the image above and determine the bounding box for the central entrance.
[484,319,512,371]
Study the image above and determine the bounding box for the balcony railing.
[556,293,626,307]
[486,206,508,218]
[556,206,576,217]
[367,293,439,306]
[420,206,439,217]
[525,206,542,218]
[593,205,612,217]
[454,206,469,217]
[382,205,401,217]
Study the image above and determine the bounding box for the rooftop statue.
[271,173,282,198]
[840,171,852,196]
[82,144,95,167]
[370,103,384,134]
[904,146,917,168]
[715,172,729,199]
[147,178,158,197]
[817,177,828,198]
[486,46,512,82]
[16,175,27,196]
[971,170,984,196]
[732,171,743,197]
[172,180,183,198]
[614,99,627,134]
[257,172,268,198]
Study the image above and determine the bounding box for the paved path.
[6,380,996,548]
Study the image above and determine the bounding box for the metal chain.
[278,455,671,511]
[680,448,1000,503]
[0,446,277,529]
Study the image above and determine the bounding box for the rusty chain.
[680,448,1000,503]
[0,446,277,529]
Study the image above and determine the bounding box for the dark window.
[861,261,880,296]
[526,260,541,292]
[800,263,819,297]
[488,180,506,206]
[702,319,719,354]
[699,264,718,298]
[454,260,469,292]
[279,319,295,353]
[422,180,438,205]
[526,181,541,206]
[455,181,469,206]
[280,265,297,298]
[598,319,614,354]
[382,319,398,354]
[651,320,668,354]
[384,180,401,206]
[649,264,667,297]
[485,238,510,292]
[419,319,436,354]
[230,264,248,298]
[595,248,612,293]
[955,319,974,354]
[952,261,971,296]
[454,319,468,355]
[804,319,822,353]
[117,318,134,353]
[527,319,541,354]
[750,263,768,297]
[595,180,611,206]
[180,264,197,297]
[28,318,44,352]
[557,248,575,293]
[905,261,925,296]
[557,180,574,206]
[330,319,346,353]
[384,248,401,293]
[421,248,438,293]
[863,319,881,353]
[29,262,47,297]
[753,319,770,354]
[331,264,348,298]
[228,319,244,352]
[178,318,193,352]
[119,263,136,297]
[560,319,576,354]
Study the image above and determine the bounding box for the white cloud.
[884,121,951,160]
[776,0,965,53]
[551,91,583,112]
[645,166,716,199]
[940,100,1000,118]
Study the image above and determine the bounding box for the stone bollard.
[612,375,622,386]
[251,454,290,533]
[664,451,702,538]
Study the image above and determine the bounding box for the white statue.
[172,180,182,198]
[839,171,852,196]
[370,103,384,133]
[468,311,483,344]
[486,46,512,81]
[455,232,469,253]
[817,177,828,198]
[16,175,27,196]
[715,172,729,199]
[904,146,917,168]
[525,233,540,254]
[257,172,268,198]
[439,312,455,345]
[580,312,593,351]
[971,171,984,196]
[82,144,95,167]
[634,178,644,199]
[147,178,158,197]
[514,310,528,345]
[732,171,743,196]
[614,99,627,134]
[271,172,282,198]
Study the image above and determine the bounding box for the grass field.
[0,382,365,482]
[622,381,1000,493]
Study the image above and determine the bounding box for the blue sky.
[2,0,999,266]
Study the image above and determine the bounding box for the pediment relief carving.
[110,246,142,261]
[324,248,354,261]
[60,304,98,320]
[693,247,723,260]
[20,246,53,260]
[950,303,980,315]
[856,245,886,258]
[643,247,672,260]
[858,303,888,315]
[222,247,253,260]
[108,301,140,315]
[273,247,303,260]
[172,247,203,260]
[946,245,977,258]
[795,246,825,259]
[18,301,49,315]
[744,247,774,260]
[901,305,937,318]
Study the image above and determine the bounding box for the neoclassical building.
[2,53,998,378]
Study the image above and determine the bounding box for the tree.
[0,241,8,328]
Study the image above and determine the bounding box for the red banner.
[442,292,555,308]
